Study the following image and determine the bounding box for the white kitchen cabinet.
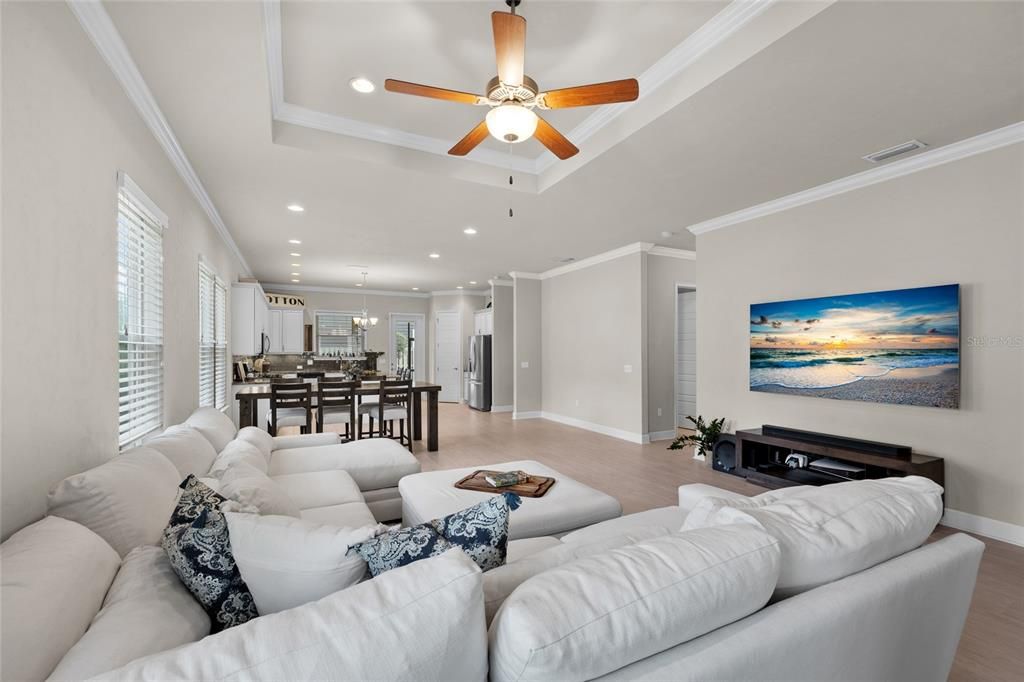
[267,309,282,353]
[473,309,493,335]
[282,310,304,353]
[231,283,269,355]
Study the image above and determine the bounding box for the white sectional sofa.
[0,420,983,682]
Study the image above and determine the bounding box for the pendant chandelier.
[353,272,378,330]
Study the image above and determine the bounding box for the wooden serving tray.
[454,470,556,498]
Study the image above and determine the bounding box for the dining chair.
[317,379,358,441]
[267,380,313,436]
[358,378,413,450]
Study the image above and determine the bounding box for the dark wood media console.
[735,426,944,491]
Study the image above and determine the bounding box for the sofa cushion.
[208,439,268,477]
[271,432,341,450]
[488,525,780,682]
[270,470,364,510]
[0,517,120,682]
[559,505,685,544]
[505,536,562,563]
[48,546,209,680]
[300,502,379,528]
[218,463,302,518]
[236,426,274,461]
[46,447,181,556]
[91,550,488,682]
[225,513,384,614]
[682,476,944,597]
[185,406,237,453]
[484,525,670,624]
[144,424,219,478]
[268,439,420,491]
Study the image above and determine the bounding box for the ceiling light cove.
[349,77,375,94]
[463,227,478,235]
[429,253,440,259]
[286,204,305,212]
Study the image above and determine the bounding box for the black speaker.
[711,434,740,475]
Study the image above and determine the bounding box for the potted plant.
[669,415,726,462]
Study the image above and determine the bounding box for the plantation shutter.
[316,311,364,355]
[117,173,166,449]
[215,277,228,409]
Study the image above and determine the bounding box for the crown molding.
[688,120,1024,236]
[508,271,541,280]
[430,289,489,297]
[69,0,252,276]
[540,242,654,280]
[489,279,513,287]
[648,246,697,260]
[262,282,430,298]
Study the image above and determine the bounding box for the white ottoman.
[398,460,622,539]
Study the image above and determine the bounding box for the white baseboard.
[941,508,1024,547]
[512,411,542,420]
[540,411,645,444]
[647,430,678,443]
[491,405,514,413]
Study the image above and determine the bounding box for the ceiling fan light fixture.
[486,103,537,143]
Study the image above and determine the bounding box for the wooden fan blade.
[492,11,526,87]
[540,79,639,109]
[534,116,579,160]
[384,79,483,105]
[448,120,490,156]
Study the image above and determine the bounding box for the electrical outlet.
[623,364,633,373]
[657,407,662,417]
[520,361,529,369]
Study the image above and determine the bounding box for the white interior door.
[676,290,697,426]
[435,311,461,402]
[390,313,425,379]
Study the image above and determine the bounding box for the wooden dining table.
[234,380,443,451]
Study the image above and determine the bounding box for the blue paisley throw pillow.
[162,476,259,632]
[353,492,520,576]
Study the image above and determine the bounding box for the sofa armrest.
[677,484,750,514]
[272,433,341,450]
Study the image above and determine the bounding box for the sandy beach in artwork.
[754,364,960,408]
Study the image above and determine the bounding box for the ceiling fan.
[384,0,639,160]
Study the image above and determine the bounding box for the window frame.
[198,259,229,411]
[314,310,365,357]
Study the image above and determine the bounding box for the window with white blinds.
[117,173,166,449]
[315,311,364,356]
[199,261,229,410]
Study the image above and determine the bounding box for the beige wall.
[697,144,1024,527]
[491,284,514,409]
[513,277,542,414]
[645,254,698,436]
[280,288,429,373]
[1,2,247,538]
[427,293,486,394]
[541,253,646,439]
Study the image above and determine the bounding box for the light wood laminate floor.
[289,403,1024,681]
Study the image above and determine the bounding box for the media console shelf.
[735,425,944,491]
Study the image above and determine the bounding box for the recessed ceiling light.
[429,253,440,259]
[291,263,301,267]
[463,227,477,235]
[469,281,477,285]
[355,283,363,287]
[456,286,464,290]
[412,287,419,291]
[288,239,302,244]
[660,231,675,238]
[287,204,304,213]
[291,279,300,283]
[349,77,375,94]
[289,252,301,257]
[290,272,300,276]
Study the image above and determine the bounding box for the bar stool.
[317,379,358,441]
[267,380,312,436]
[358,379,413,450]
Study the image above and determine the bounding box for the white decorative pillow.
[208,439,268,477]
[144,424,219,478]
[217,463,301,518]
[682,476,944,597]
[91,550,488,682]
[185,406,237,453]
[236,426,274,462]
[488,525,780,682]
[48,546,209,680]
[225,513,385,614]
[46,447,181,556]
[484,526,669,624]
[0,517,120,682]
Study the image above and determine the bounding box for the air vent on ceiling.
[863,139,928,164]
[557,257,577,264]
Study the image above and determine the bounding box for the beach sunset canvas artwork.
[750,284,960,408]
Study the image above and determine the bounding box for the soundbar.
[761,425,912,459]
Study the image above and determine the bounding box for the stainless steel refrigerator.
[467,334,492,411]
